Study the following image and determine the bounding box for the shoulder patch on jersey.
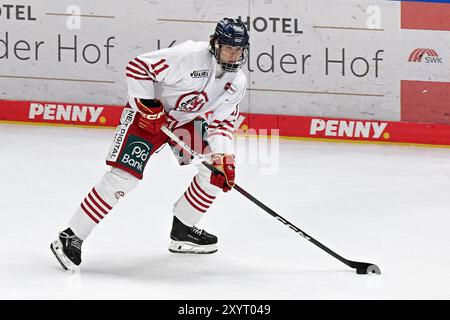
[224,82,238,95]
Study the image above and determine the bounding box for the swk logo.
[190,69,209,78]
[408,48,442,64]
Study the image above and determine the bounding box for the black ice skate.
[169,216,218,254]
[50,228,83,273]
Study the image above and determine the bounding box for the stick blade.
[350,261,381,275]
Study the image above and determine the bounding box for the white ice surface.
[1,124,450,300]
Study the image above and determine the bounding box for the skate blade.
[50,239,79,273]
[168,240,218,254]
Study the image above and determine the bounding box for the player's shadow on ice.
[82,254,265,283]
[80,254,348,283]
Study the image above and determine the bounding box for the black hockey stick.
[161,126,381,275]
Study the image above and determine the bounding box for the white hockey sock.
[69,167,139,240]
[173,164,221,227]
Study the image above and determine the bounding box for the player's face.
[219,45,243,64]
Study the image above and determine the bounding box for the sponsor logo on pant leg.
[107,108,135,162]
[119,135,153,174]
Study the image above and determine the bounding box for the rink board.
[1,99,449,146]
[0,0,448,125]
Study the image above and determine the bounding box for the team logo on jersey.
[190,69,210,78]
[175,91,209,112]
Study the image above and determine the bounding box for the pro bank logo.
[408,48,442,63]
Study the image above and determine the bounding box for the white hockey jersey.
[125,40,247,154]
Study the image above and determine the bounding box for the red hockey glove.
[210,153,235,192]
[135,98,166,135]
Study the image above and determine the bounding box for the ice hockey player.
[50,18,250,272]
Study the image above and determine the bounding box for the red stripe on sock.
[189,183,213,205]
[91,188,113,210]
[183,192,207,213]
[87,193,109,215]
[83,199,104,220]
[193,177,216,200]
[80,203,100,223]
[187,188,210,211]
